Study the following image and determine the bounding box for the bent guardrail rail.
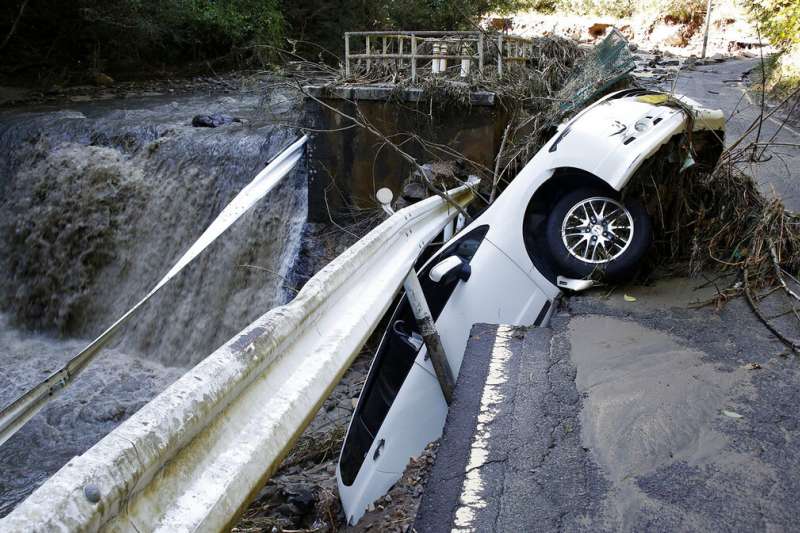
[1,180,477,532]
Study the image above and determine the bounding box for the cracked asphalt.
[417,279,800,532]
[663,58,800,211]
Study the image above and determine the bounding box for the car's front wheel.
[545,188,651,281]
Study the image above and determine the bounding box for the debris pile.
[627,104,800,350]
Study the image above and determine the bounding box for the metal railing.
[1,181,478,532]
[344,30,535,80]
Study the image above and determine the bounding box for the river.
[0,86,309,515]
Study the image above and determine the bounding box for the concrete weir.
[303,84,507,222]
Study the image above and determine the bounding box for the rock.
[665,33,688,47]
[488,17,513,33]
[588,23,611,39]
[286,488,315,514]
[275,502,300,517]
[402,181,427,201]
[618,24,635,41]
[94,73,114,87]
[191,113,242,128]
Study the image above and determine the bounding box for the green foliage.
[78,0,285,65]
[549,0,635,18]
[0,0,532,79]
[527,0,559,14]
[657,0,707,23]
[744,0,800,49]
[0,0,284,79]
[761,45,800,95]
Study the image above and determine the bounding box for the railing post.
[398,36,403,71]
[382,35,388,68]
[366,35,371,73]
[403,270,455,404]
[478,32,484,77]
[411,34,417,81]
[460,41,470,77]
[497,34,503,77]
[344,33,351,77]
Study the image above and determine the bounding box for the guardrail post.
[403,270,455,404]
[411,34,417,81]
[344,33,351,77]
[478,32,484,77]
[497,34,503,77]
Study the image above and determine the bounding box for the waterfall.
[0,90,308,514]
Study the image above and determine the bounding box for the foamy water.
[0,87,309,514]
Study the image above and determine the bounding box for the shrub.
[659,0,707,24]
[0,0,285,79]
[743,0,800,49]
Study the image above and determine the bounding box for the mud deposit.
[0,88,310,515]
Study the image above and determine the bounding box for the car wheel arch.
[521,168,617,284]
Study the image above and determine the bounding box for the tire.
[544,187,651,281]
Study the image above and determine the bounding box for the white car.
[337,89,725,524]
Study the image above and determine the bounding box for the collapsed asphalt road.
[661,57,800,211]
[417,278,800,531]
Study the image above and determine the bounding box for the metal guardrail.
[344,30,534,80]
[1,181,477,532]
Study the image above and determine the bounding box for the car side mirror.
[429,255,471,284]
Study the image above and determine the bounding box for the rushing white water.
[0,312,185,515]
[0,88,309,515]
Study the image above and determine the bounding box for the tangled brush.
[626,117,800,351]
